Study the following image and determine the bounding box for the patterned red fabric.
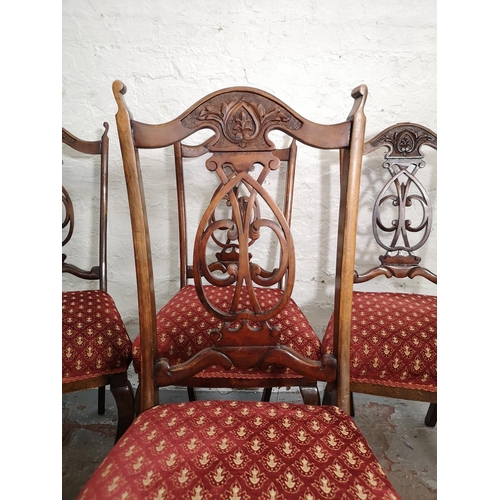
[132,285,322,379]
[62,290,132,383]
[77,400,400,500]
[321,292,436,391]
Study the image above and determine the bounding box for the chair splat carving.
[357,123,437,283]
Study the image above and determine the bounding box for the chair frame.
[62,124,135,441]
[113,81,367,415]
[324,122,437,425]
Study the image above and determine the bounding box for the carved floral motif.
[198,101,291,148]
[181,92,301,151]
[374,126,436,158]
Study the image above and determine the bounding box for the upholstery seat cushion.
[77,400,400,500]
[321,291,436,391]
[62,290,132,383]
[132,285,321,379]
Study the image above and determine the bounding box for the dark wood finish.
[356,123,437,284]
[425,402,437,427]
[62,125,135,442]
[299,383,321,406]
[62,126,108,285]
[261,387,272,402]
[110,372,135,440]
[98,386,105,415]
[113,81,367,415]
[325,123,437,425]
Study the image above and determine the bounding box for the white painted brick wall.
[62,0,437,340]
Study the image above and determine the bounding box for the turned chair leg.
[110,372,135,443]
[98,386,105,415]
[425,402,437,427]
[350,391,355,417]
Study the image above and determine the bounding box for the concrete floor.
[62,371,436,500]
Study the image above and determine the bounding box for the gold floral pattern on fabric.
[77,401,400,500]
[62,290,132,382]
[322,292,436,391]
[132,285,321,378]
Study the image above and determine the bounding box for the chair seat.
[322,291,436,391]
[62,290,132,383]
[132,285,321,379]
[77,400,400,500]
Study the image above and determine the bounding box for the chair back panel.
[113,81,368,412]
[62,124,109,290]
[356,123,437,284]
[175,139,297,292]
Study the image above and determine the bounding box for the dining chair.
[322,123,437,427]
[76,80,401,499]
[63,124,135,442]
[114,80,372,412]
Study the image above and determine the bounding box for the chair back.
[113,82,367,412]
[356,123,437,284]
[62,124,110,291]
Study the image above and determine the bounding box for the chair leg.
[187,387,197,402]
[322,384,355,417]
[261,387,272,402]
[425,402,437,427]
[134,384,142,416]
[97,386,105,415]
[110,372,135,443]
[300,383,320,405]
[322,381,338,406]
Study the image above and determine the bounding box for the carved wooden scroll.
[357,123,437,283]
[184,94,300,350]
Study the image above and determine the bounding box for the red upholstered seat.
[132,285,321,379]
[62,290,132,383]
[322,291,437,391]
[77,400,400,500]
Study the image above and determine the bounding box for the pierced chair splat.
[322,123,437,427]
[62,124,135,443]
